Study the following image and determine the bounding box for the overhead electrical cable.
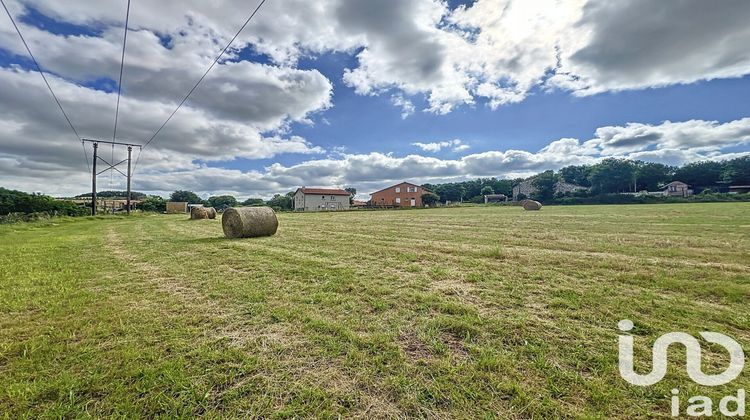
[111,0,131,189]
[0,0,90,172]
[133,0,268,174]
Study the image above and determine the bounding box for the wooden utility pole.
[126,146,132,215]
[91,142,98,215]
[83,139,142,216]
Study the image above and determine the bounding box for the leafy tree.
[0,187,86,216]
[242,197,265,206]
[673,160,724,188]
[588,158,637,194]
[480,186,494,195]
[139,195,166,212]
[531,170,557,201]
[635,162,673,191]
[421,192,440,206]
[207,195,238,209]
[169,190,203,204]
[722,156,750,185]
[266,192,294,211]
[435,183,465,202]
[345,187,357,205]
[559,165,592,187]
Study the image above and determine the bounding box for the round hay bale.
[204,207,217,219]
[522,200,542,211]
[190,206,209,220]
[222,206,278,238]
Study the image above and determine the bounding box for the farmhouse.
[370,182,429,207]
[294,187,351,211]
[662,181,693,197]
[512,178,587,201]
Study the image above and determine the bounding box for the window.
[395,187,401,193]
[395,197,401,204]
[407,186,417,192]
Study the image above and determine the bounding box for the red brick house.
[370,182,430,207]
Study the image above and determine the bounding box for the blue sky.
[1,0,750,197]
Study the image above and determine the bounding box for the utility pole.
[91,142,98,216]
[83,139,142,216]
[126,146,132,215]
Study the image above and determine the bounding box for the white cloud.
[391,94,415,119]
[4,0,750,115]
[2,0,750,198]
[411,139,467,153]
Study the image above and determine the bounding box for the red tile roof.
[298,188,351,196]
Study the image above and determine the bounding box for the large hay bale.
[522,200,542,211]
[222,206,278,238]
[204,207,217,219]
[190,206,209,220]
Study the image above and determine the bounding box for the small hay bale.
[222,206,278,238]
[204,207,217,219]
[522,200,542,211]
[190,206,209,220]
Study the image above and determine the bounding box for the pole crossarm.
[84,139,140,216]
[83,138,142,148]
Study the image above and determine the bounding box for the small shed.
[484,194,508,203]
[729,185,750,194]
[166,201,188,214]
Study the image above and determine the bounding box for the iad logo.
[617,319,746,417]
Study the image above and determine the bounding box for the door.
[410,198,416,207]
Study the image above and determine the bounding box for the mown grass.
[1,203,748,418]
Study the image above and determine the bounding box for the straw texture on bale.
[222,206,278,238]
[190,206,209,220]
[522,200,543,211]
[204,207,217,219]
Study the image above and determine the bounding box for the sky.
[1,0,750,199]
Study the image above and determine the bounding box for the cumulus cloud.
[2,0,750,197]
[411,139,467,153]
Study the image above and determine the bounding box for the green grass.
[1,203,749,418]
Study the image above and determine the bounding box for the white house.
[293,187,351,211]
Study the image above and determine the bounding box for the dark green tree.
[588,159,637,194]
[242,197,265,206]
[722,156,750,185]
[531,170,557,201]
[345,187,357,205]
[266,192,294,210]
[480,185,494,195]
[673,161,724,189]
[207,195,238,209]
[169,190,203,204]
[421,192,440,206]
[635,162,673,191]
[559,165,592,187]
[139,196,166,212]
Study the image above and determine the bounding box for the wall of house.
[295,192,350,211]
[371,183,425,207]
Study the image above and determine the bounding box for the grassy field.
[1,203,749,418]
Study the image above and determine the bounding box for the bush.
[140,196,166,213]
[0,187,87,217]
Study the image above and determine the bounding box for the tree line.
[420,157,750,203]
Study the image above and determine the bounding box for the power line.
[111,0,131,191]
[0,0,90,172]
[112,0,131,144]
[138,0,267,153]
